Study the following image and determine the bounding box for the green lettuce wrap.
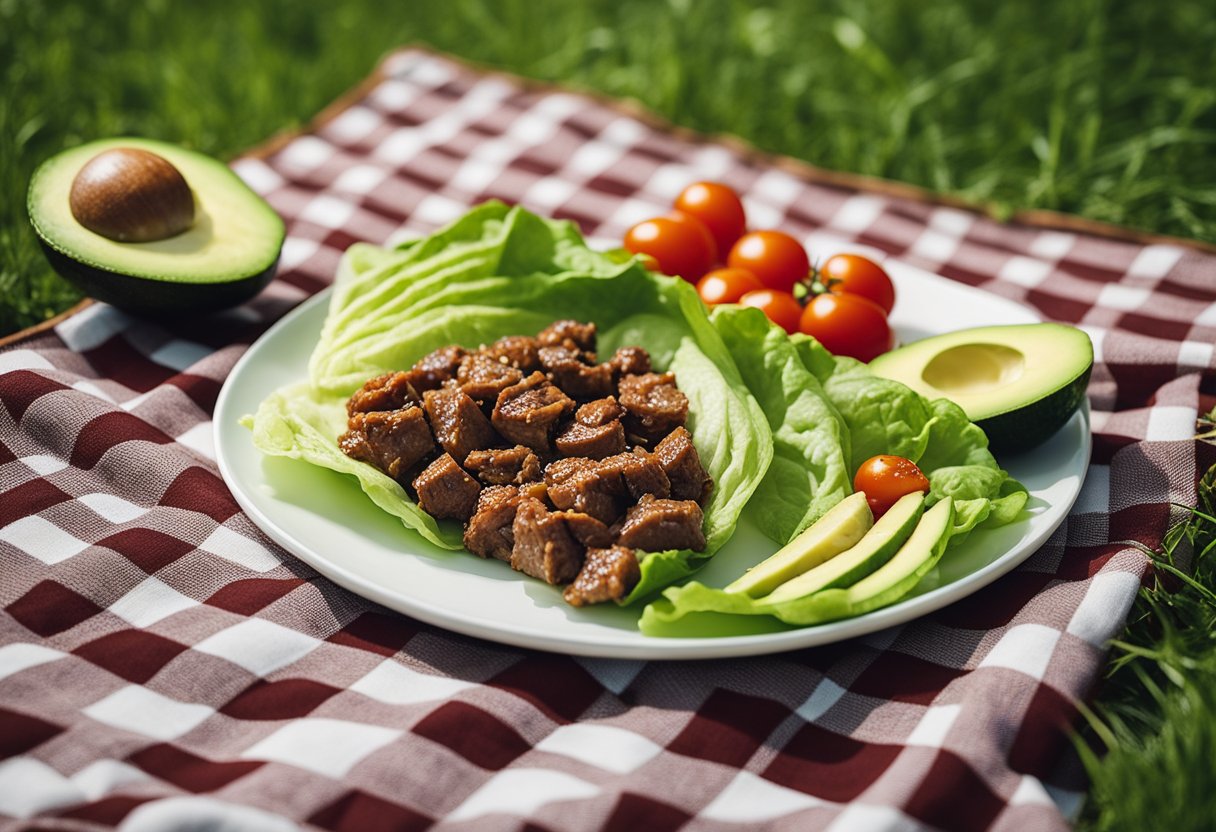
[243,201,1027,632]
[244,202,774,603]
[639,322,1029,635]
[707,305,853,546]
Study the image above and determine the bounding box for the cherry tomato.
[675,182,746,255]
[728,231,810,293]
[624,214,716,282]
[666,210,719,263]
[696,267,764,305]
[819,254,896,314]
[798,292,893,363]
[739,289,803,334]
[853,455,931,517]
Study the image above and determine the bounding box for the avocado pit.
[28,137,285,316]
[69,147,195,243]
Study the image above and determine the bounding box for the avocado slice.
[725,491,872,597]
[762,491,924,605]
[27,137,285,316]
[780,497,955,624]
[868,323,1092,454]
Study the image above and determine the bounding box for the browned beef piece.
[563,545,641,606]
[482,336,541,373]
[412,453,481,521]
[609,346,651,379]
[510,497,584,584]
[575,397,624,427]
[618,372,689,443]
[491,371,575,453]
[616,495,706,552]
[463,483,546,561]
[465,445,542,486]
[339,406,435,480]
[654,427,712,504]
[555,420,626,460]
[346,371,420,416]
[423,383,497,464]
[404,345,467,392]
[537,319,597,352]
[457,352,524,402]
[538,345,614,400]
[600,449,671,500]
[544,457,622,525]
[560,511,614,548]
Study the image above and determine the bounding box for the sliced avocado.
[782,497,955,624]
[868,323,1092,454]
[28,137,285,316]
[725,491,872,597]
[762,491,924,605]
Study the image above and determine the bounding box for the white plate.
[214,261,1089,660]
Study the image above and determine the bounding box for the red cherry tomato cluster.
[853,454,931,518]
[624,182,897,363]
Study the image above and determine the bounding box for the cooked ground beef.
[618,372,689,443]
[339,406,434,481]
[463,482,547,561]
[538,345,615,400]
[510,497,584,584]
[600,449,671,501]
[555,419,627,460]
[563,545,641,606]
[491,371,575,452]
[404,345,467,392]
[654,426,712,504]
[544,457,622,525]
[340,321,710,606]
[482,335,542,373]
[616,495,706,552]
[608,347,651,379]
[413,453,481,521]
[560,511,614,549]
[464,445,543,486]
[575,396,624,427]
[423,383,497,464]
[538,319,597,353]
[346,371,420,416]
[457,352,524,403]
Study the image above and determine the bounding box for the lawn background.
[3,1,1215,827]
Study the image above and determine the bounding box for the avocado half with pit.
[869,322,1092,454]
[27,137,285,316]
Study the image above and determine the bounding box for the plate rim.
[214,272,1090,660]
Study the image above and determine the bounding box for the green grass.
[3,0,1215,333]
[1079,452,1216,830]
[3,1,1216,824]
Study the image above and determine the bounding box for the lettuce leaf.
[244,202,774,602]
[707,305,853,544]
[639,319,1028,636]
[699,309,1026,550]
[243,201,1027,634]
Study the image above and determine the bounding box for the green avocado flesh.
[789,497,955,624]
[868,323,1092,454]
[762,491,924,605]
[725,491,872,598]
[28,137,284,314]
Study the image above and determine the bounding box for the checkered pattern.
[2,47,1212,831]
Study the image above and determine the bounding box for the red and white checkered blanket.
[3,48,1213,831]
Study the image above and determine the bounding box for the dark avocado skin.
[40,241,277,318]
[979,364,1092,455]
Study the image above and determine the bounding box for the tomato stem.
[798,262,841,303]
